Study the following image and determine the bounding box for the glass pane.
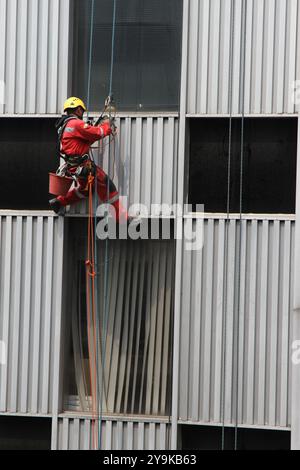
[189,118,297,214]
[0,118,58,210]
[72,0,183,112]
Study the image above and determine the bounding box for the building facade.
[0,0,300,450]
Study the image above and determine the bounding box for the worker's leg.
[96,167,127,222]
[57,177,89,206]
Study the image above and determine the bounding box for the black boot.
[49,198,66,216]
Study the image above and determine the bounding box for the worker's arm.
[73,119,112,143]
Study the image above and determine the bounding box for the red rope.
[85,174,98,449]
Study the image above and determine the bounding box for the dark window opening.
[188,118,298,214]
[179,425,291,451]
[72,0,183,112]
[0,416,51,450]
[0,118,58,210]
[63,219,175,417]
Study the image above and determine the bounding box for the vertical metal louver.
[179,216,294,428]
[64,224,175,418]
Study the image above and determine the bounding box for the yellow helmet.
[63,97,86,112]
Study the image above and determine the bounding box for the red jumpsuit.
[57,118,124,221]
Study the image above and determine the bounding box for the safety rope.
[234,0,247,451]
[84,0,100,451]
[221,0,247,450]
[83,0,118,451]
[98,0,118,450]
[221,0,235,450]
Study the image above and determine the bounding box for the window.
[63,219,175,417]
[72,0,183,112]
[0,118,58,210]
[188,118,298,214]
[179,425,291,450]
[0,417,51,450]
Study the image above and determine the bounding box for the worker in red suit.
[50,97,125,221]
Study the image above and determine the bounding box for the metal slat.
[41,217,54,413]
[130,248,146,413]
[20,217,33,413]
[245,220,258,424]
[262,0,276,115]
[224,220,236,423]
[243,0,253,113]
[160,243,173,415]
[5,0,17,113]
[126,422,134,451]
[37,0,49,113]
[179,227,192,420]
[26,0,39,113]
[219,0,232,113]
[0,217,12,411]
[202,219,214,421]
[57,0,69,110]
[268,221,280,426]
[198,0,210,113]
[138,422,144,450]
[62,417,69,450]
[149,422,156,451]
[152,244,167,414]
[107,246,126,412]
[144,118,153,211]
[232,0,242,114]
[115,245,133,412]
[145,244,161,414]
[103,244,120,405]
[208,0,220,113]
[104,420,112,451]
[187,0,199,113]
[153,119,164,206]
[16,0,28,113]
[47,0,59,113]
[257,220,269,424]
[251,0,264,113]
[279,221,291,426]
[162,119,175,206]
[237,220,246,424]
[9,217,22,412]
[285,0,298,113]
[115,421,123,450]
[123,244,140,412]
[213,219,225,421]
[274,0,287,114]
[132,119,142,207]
[139,244,153,413]
[0,0,7,113]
